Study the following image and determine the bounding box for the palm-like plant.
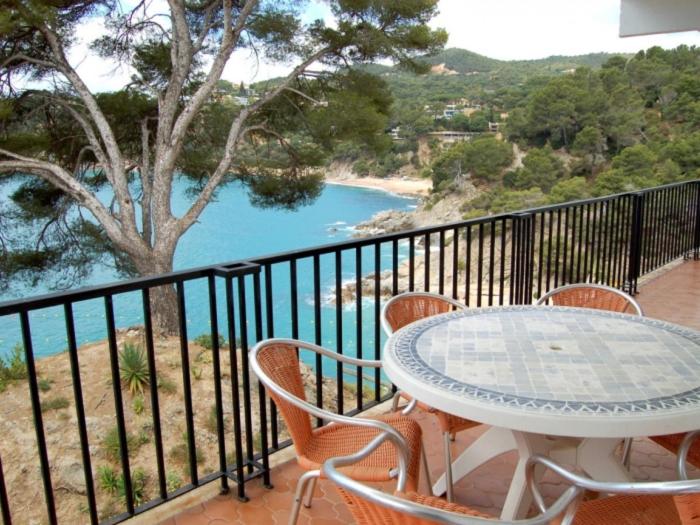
[119,343,149,395]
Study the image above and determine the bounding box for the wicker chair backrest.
[255,342,313,452]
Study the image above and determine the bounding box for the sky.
[67,1,700,93]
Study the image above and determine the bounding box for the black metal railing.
[0,179,698,525]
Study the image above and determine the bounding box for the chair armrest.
[526,453,700,517]
[249,339,405,450]
[678,430,700,480]
[326,432,583,525]
[260,337,382,368]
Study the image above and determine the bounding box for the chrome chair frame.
[535,282,644,316]
[381,291,469,502]
[526,430,700,525]
[324,431,584,525]
[250,338,431,525]
[536,282,643,467]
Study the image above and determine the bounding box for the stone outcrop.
[352,210,415,238]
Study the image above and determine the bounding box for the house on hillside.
[427,130,481,143]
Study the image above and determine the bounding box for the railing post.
[213,261,263,502]
[694,181,700,260]
[625,193,645,295]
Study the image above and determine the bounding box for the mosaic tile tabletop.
[384,306,700,435]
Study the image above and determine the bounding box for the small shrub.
[194,350,212,364]
[98,465,119,494]
[193,333,225,351]
[99,467,147,506]
[169,432,204,467]
[132,395,145,415]
[157,375,177,394]
[205,405,219,435]
[166,470,183,493]
[118,343,149,395]
[118,468,147,506]
[41,397,69,413]
[0,344,28,383]
[38,377,53,392]
[102,426,144,462]
[136,430,149,446]
[191,366,203,380]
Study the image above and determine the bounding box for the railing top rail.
[0,179,697,316]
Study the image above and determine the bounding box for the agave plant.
[118,343,149,395]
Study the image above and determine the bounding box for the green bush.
[193,333,225,351]
[119,468,147,506]
[166,470,183,493]
[0,345,28,390]
[99,465,147,506]
[102,426,146,462]
[132,395,145,415]
[38,377,53,392]
[157,375,177,394]
[41,397,69,413]
[97,465,119,493]
[205,405,220,435]
[169,432,204,467]
[119,343,149,395]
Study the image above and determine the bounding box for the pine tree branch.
[174,45,330,237]
[0,149,131,250]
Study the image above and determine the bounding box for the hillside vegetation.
[331,46,700,220]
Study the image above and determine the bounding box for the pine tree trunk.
[133,248,180,336]
[150,284,180,336]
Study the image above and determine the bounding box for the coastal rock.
[54,458,87,495]
[352,210,415,238]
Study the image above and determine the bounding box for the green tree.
[467,110,489,132]
[508,146,565,192]
[592,144,659,195]
[548,177,590,204]
[463,137,513,181]
[660,131,700,177]
[0,1,446,332]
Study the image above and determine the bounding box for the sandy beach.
[325,175,432,197]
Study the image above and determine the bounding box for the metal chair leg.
[444,430,455,503]
[621,437,633,468]
[391,391,401,412]
[303,476,317,508]
[289,470,319,525]
[421,443,433,496]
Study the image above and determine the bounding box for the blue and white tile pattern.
[387,306,700,416]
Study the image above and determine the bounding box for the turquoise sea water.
[0,180,417,359]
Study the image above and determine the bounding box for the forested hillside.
[431,45,700,217]
[333,46,700,220]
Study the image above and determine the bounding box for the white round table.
[383,305,700,518]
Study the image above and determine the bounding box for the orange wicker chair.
[324,431,700,525]
[536,283,644,467]
[381,292,481,502]
[535,283,644,316]
[528,432,700,525]
[323,431,583,524]
[250,338,427,525]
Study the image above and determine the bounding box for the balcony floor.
[161,259,700,525]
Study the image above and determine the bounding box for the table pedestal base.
[432,427,632,520]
